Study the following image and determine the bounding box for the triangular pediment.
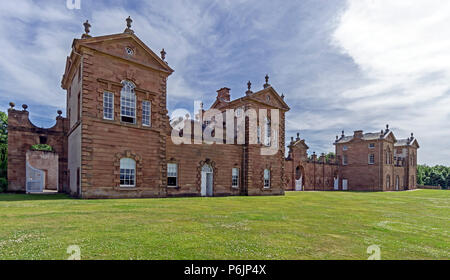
[247,87,290,111]
[76,33,174,73]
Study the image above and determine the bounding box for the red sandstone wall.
[74,43,170,199]
[7,108,68,192]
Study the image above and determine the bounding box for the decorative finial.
[296,132,300,141]
[386,124,389,130]
[342,130,345,137]
[22,104,28,111]
[281,93,285,100]
[82,20,91,38]
[246,81,253,95]
[411,132,414,138]
[124,16,134,34]
[264,74,271,89]
[161,48,166,61]
[9,102,15,109]
[291,137,294,143]
[57,110,63,117]
[336,135,339,141]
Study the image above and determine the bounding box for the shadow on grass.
[0,193,72,202]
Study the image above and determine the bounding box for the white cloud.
[330,0,450,165]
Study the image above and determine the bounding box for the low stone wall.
[417,185,442,190]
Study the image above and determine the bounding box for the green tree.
[417,164,450,189]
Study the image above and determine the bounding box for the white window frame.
[120,80,136,124]
[369,154,375,165]
[142,100,151,127]
[103,91,114,120]
[167,163,178,188]
[120,158,136,188]
[264,169,271,189]
[232,168,239,188]
[369,143,375,149]
[343,145,348,151]
[343,155,348,166]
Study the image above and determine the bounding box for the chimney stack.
[216,87,231,102]
[354,130,363,138]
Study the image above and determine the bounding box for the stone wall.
[7,106,68,192]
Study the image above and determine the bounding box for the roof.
[335,132,385,144]
[395,137,420,148]
[210,86,290,112]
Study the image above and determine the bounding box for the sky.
[0,0,449,165]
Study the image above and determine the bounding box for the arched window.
[386,175,391,189]
[120,158,136,187]
[120,80,136,124]
[396,176,400,191]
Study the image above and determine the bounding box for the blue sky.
[1,0,449,165]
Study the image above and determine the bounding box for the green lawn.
[0,190,448,260]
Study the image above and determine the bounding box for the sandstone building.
[8,18,288,198]
[285,127,419,191]
[7,18,419,197]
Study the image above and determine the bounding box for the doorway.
[342,179,348,191]
[295,166,304,191]
[201,164,214,197]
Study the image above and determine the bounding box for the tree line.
[417,165,450,189]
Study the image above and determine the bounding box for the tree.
[417,164,450,189]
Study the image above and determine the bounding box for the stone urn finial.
[161,48,166,61]
[82,20,92,39]
[9,102,15,109]
[246,81,253,95]
[57,110,63,117]
[22,104,28,111]
[124,16,134,34]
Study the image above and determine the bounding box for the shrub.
[31,144,53,152]
[0,177,7,193]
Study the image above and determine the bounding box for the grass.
[0,190,448,260]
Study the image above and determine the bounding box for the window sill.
[119,186,136,190]
[167,186,179,189]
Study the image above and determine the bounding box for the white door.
[295,175,303,191]
[334,177,339,190]
[201,164,213,197]
[26,162,44,193]
[342,179,348,191]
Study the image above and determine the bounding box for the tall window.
[120,81,136,124]
[369,143,375,149]
[142,101,151,127]
[343,155,348,166]
[103,92,114,120]
[264,117,271,146]
[343,145,348,151]
[264,169,271,189]
[232,168,239,188]
[120,158,136,187]
[369,154,375,165]
[386,175,391,189]
[167,163,178,187]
